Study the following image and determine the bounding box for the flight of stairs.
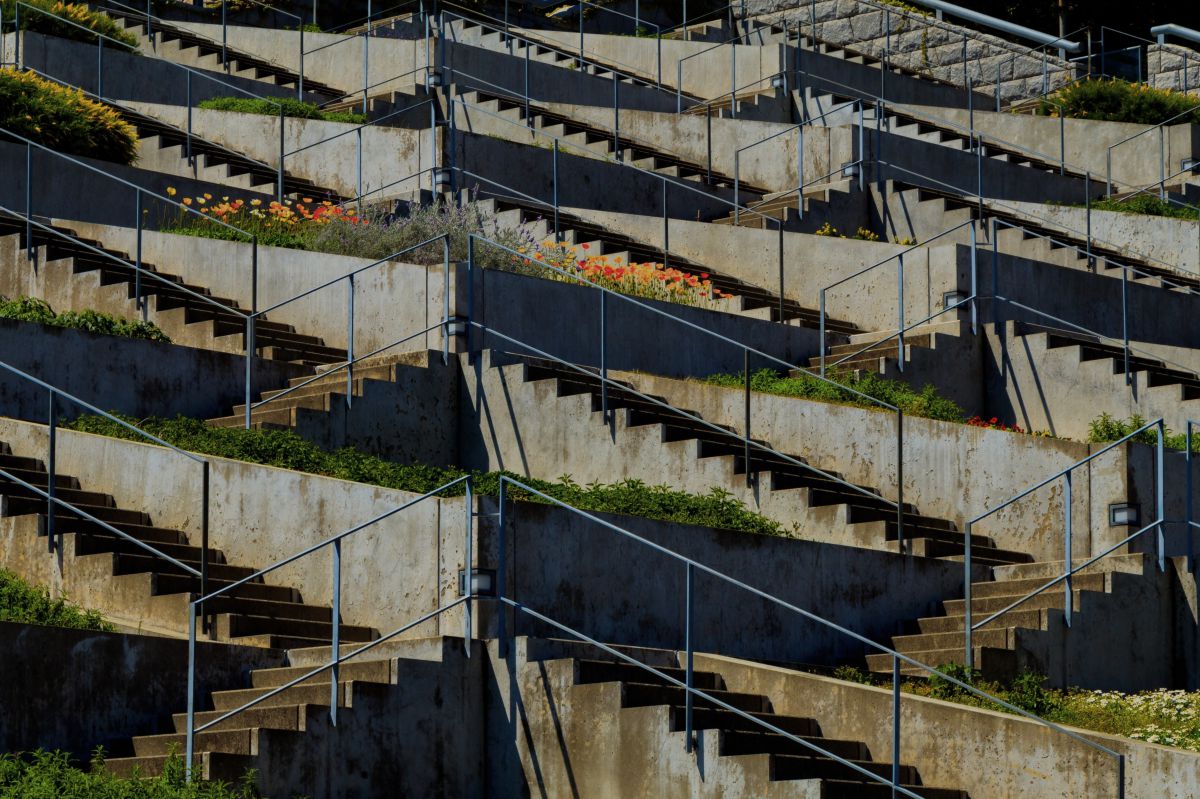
[475,195,859,329]
[0,441,377,649]
[533,652,970,797]
[0,214,346,367]
[515,354,1031,567]
[94,1,343,100]
[865,554,1152,680]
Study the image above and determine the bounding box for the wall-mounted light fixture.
[1109,502,1141,527]
[458,568,497,597]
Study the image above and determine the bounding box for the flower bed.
[0,68,139,164]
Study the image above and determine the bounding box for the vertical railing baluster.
[743,348,752,487]
[684,561,694,754]
[964,520,973,669]
[46,391,55,553]
[462,476,473,657]
[330,537,341,725]
[135,189,145,321]
[185,605,196,782]
[1063,472,1072,629]
[244,316,255,429]
[892,654,900,798]
[347,274,355,409]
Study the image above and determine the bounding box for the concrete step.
[173,704,305,734]
[866,646,1019,679]
[668,705,820,737]
[620,682,771,713]
[573,658,725,691]
[250,658,393,689]
[105,751,253,780]
[892,626,1018,653]
[942,588,1086,616]
[215,613,378,644]
[210,680,350,711]
[992,554,1148,581]
[132,728,257,757]
[717,729,868,761]
[915,608,1048,635]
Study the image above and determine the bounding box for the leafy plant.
[927,662,980,700]
[1088,413,1191,450]
[704,368,966,423]
[197,96,367,125]
[63,415,786,537]
[0,569,113,630]
[832,665,874,684]
[0,296,170,342]
[1005,670,1060,716]
[1086,195,1198,221]
[0,749,262,797]
[1037,78,1200,125]
[0,0,138,48]
[0,68,139,164]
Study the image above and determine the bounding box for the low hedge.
[64,415,787,537]
[0,569,112,630]
[0,68,139,164]
[1038,78,1200,125]
[0,0,138,49]
[197,96,367,125]
[0,296,170,342]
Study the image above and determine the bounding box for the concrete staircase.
[0,441,377,648]
[513,355,1031,567]
[865,554,1153,680]
[0,215,346,366]
[95,2,343,100]
[804,320,966,376]
[524,649,969,797]
[455,86,768,193]
[476,195,860,331]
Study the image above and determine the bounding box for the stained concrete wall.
[0,622,285,761]
[121,101,438,199]
[0,318,304,422]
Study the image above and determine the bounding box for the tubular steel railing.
[963,419,1165,677]
[184,476,473,779]
[1105,102,1200,198]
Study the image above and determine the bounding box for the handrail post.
[552,140,559,238]
[661,179,669,268]
[442,238,451,366]
[135,189,145,321]
[24,140,32,262]
[705,105,712,183]
[96,37,103,100]
[797,125,804,217]
[612,71,620,160]
[298,26,304,99]
[1189,421,1197,573]
[676,59,682,114]
[1159,126,1166,201]
[497,478,508,658]
[969,218,977,334]
[1121,264,1130,385]
[278,105,285,203]
[185,605,196,782]
[186,70,193,165]
[577,0,583,67]
[463,475,473,656]
[743,348,752,487]
[964,519,973,669]
[1085,171,1093,267]
[776,222,784,321]
[1157,422,1166,572]
[684,561,695,754]
[818,289,826,378]
[346,274,355,409]
[1106,148,1112,198]
[1063,471,1072,629]
[330,536,341,725]
[600,290,608,423]
[896,409,904,555]
[46,391,56,553]
[200,460,209,633]
[733,152,740,223]
[1059,111,1065,175]
[244,316,255,429]
[891,653,900,797]
[524,44,531,127]
[221,0,228,69]
[896,253,904,373]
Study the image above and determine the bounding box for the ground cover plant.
[0,296,170,342]
[703,367,966,423]
[1087,195,1199,221]
[0,68,139,164]
[1037,78,1200,125]
[1089,413,1200,451]
[834,665,1200,754]
[162,194,739,309]
[0,569,112,630]
[197,96,367,125]
[65,415,785,537]
[0,749,262,798]
[0,0,138,48]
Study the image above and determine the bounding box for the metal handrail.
[324,0,417,34]
[314,64,431,108]
[1152,24,1200,47]
[1104,101,1200,197]
[962,417,1164,680]
[905,0,1079,53]
[184,474,473,779]
[679,69,784,119]
[492,475,1126,797]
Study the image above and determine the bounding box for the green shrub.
[1038,79,1200,125]
[1087,195,1199,221]
[0,68,139,164]
[703,368,966,423]
[63,415,785,537]
[0,296,170,342]
[197,96,367,125]
[1088,413,1190,450]
[0,569,113,631]
[0,0,138,49]
[0,749,262,798]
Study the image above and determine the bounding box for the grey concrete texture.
[0,317,305,422]
[1149,43,1200,94]
[122,101,439,200]
[9,31,298,106]
[908,105,1200,191]
[0,621,285,761]
[475,498,984,666]
[0,418,471,638]
[695,651,1200,798]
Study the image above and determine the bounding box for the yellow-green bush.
[0,0,138,48]
[0,68,139,164]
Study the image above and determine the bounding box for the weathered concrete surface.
[123,101,439,199]
[0,621,285,761]
[698,652,1200,799]
[0,317,304,422]
[0,419,469,638]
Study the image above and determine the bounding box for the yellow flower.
[182,197,192,206]
[197,197,206,205]
[250,199,262,206]
[203,193,212,200]
[166,186,177,197]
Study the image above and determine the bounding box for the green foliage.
[0,749,262,798]
[0,0,138,48]
[831,665,873,684]
[63,415,785,537]
[703,368,966,423]
[1005,670,1060,716]
[927,662,980,701]
[0,67,139,164]
[1038,79,1200,125]
[197,96,367,125]
[1088,413,1191,450]
[0,296,171,342]
[0,569,113,631]
[1087,195,1199,221]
